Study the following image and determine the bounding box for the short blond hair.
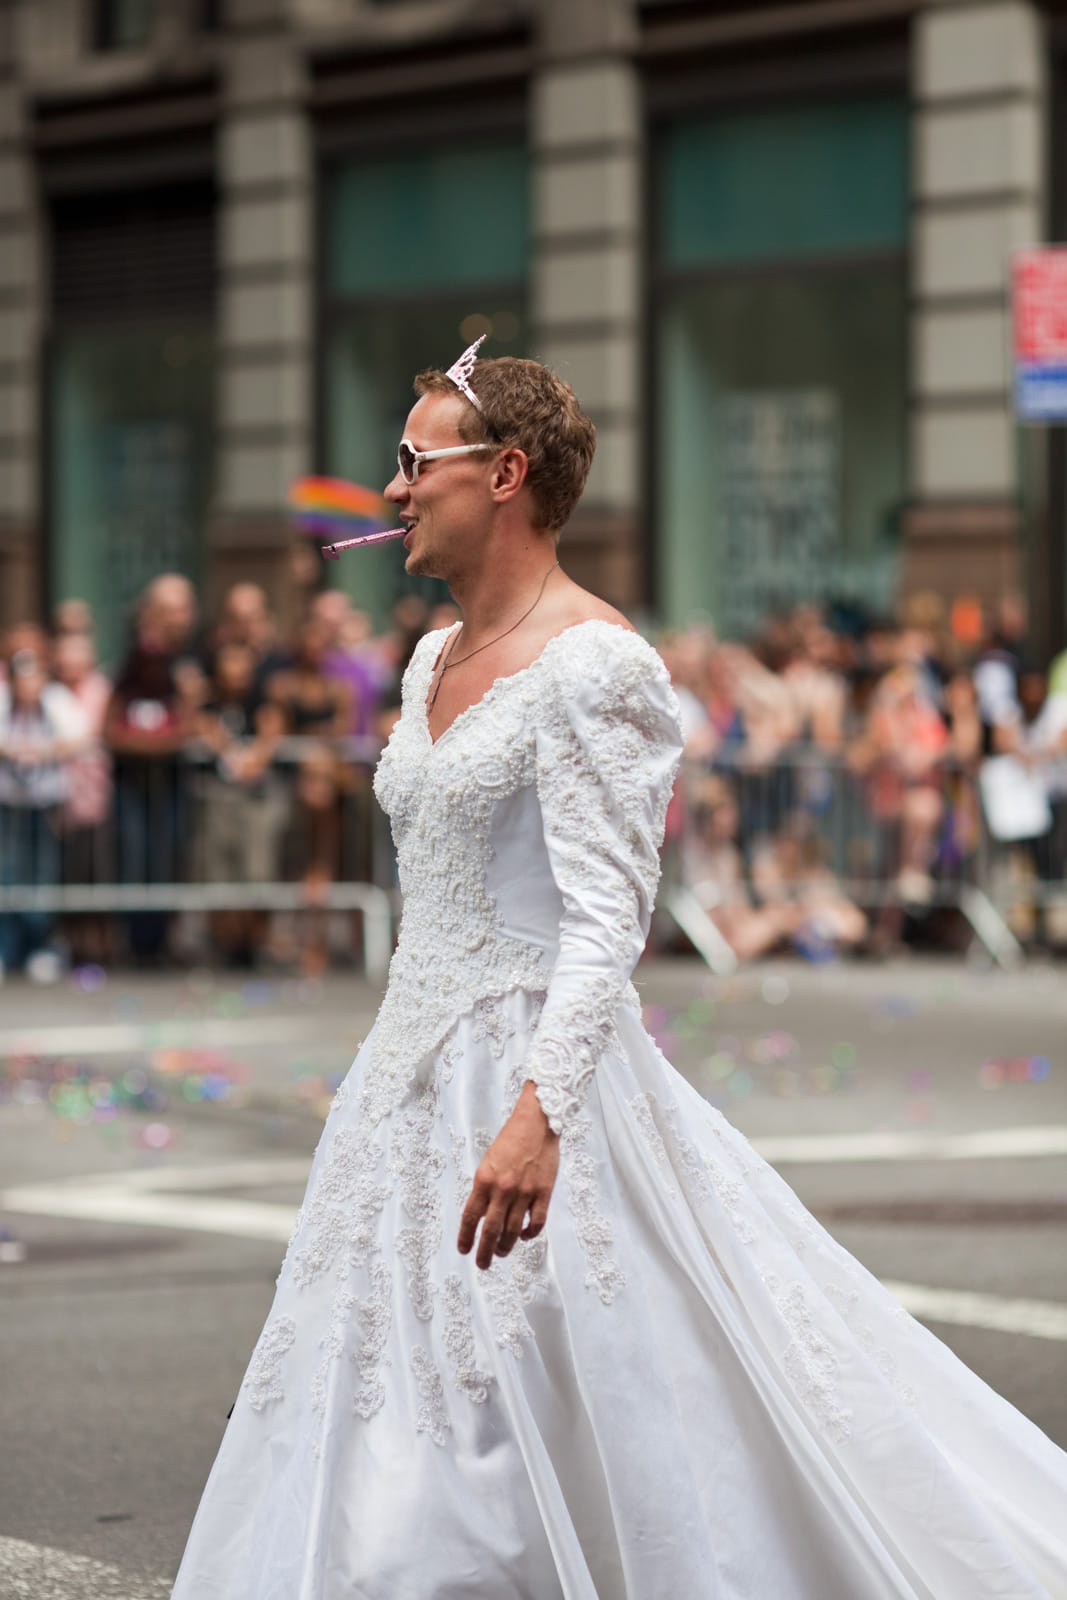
[414,356,596,533]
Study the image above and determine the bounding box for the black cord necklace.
[426,561,560,714]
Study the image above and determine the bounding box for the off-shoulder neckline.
[419,616,646,750]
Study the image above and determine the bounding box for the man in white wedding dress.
[172,339,1067,1600]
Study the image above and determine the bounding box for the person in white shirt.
[0,625,88,977]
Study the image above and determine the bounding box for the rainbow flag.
[287,475,390,538]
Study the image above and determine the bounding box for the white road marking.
[0,1180,296,1242]
[0,1535,171,1600]
[2,1151,1066,1344]
[74,1158,312,1192]
[883,1282,1067,1344]
[752,1125,1067,1164]
[0,1015,352,1055]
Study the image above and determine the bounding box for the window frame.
[93,0,158,53]
[646,81,911,629]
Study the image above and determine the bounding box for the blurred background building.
[0,0,1065,668]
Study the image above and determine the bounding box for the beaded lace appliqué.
[368,632,553,1127]
[761,1272,854,1444]
[442,1273,494,1404]
[629,1091,678,1198]
[243,1315,297,1412]
[350,1260,393,1420]
[561,1117,626,1304]
[287,1124,391,1289]
[411,1346,452,1445]
[524,632,679,1134]
[373,624,679,1137]
[823,1282,917,1408]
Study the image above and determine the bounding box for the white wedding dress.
[173,620,1067,1600]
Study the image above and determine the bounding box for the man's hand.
[458,1081,559,1271]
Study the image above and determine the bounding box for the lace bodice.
[370,619,682,1132]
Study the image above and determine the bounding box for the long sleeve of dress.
[526,625,683,1135]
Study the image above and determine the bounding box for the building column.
[531,0,642,609]
[0,9,43,626]
[906,0,1046,625]
[213,0,314,628]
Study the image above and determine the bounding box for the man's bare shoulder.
[546,582,636,637]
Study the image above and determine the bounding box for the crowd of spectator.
[662,592,1067,962]
[0,574,454,979]
[1,572,1066,980]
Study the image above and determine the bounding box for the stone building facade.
[0,0,1064,663]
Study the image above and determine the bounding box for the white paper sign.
[717,390,840,639]
[979,755,1052,842]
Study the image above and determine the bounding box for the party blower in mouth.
[320,526,407,559]
[287,476,406,559]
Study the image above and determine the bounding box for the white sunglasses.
[397,439,492,485]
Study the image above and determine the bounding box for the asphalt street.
[0,954,1064,1599]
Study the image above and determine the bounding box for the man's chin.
[405,549,439,579]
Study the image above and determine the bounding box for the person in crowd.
[991,665,1067,946]
[266,613,352,743]
[52,630,114,966]
[749,812,868,960]
[721,643,798,766]
[711,642,797,852]
[896,589,948,711]
[348,602,401,733]
[280,536,322,642]
[659,628,715,753]
[308,590,374,739]
[777,610,849,862]
[852,616,900,697]
[267,616,354,977]
[697,640,749,765]
[194,640,286,968]
[940,667,984,875]
[138,572,205,707]
[0,625,88,978]
[973,592,1028,747]
[203,581,289,701]
[781,607,847,756]
[380,594,431,703]
[52,597,96,642]
[848,661,950,951]
[307,589,393,913]
[681,770,808,960]
[104,589,200,965]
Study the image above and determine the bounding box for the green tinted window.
[657,267,906,632]
[328,144,528,297]
[50,326,213,669]
[96,0,156,50]
[661,98,908,267]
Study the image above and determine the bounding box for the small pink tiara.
[445,333,485,411]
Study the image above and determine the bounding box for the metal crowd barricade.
[660,750,1067,973]
[0,736,395,981]
[3,740,1064,979]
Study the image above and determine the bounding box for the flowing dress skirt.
[172,991,1067,1600]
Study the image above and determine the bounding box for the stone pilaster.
[212,1,314,621]
[531,0,643,609]
[905,0,1046,617]
[0,6,44,626]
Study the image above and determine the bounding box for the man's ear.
[489,447,530,504]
